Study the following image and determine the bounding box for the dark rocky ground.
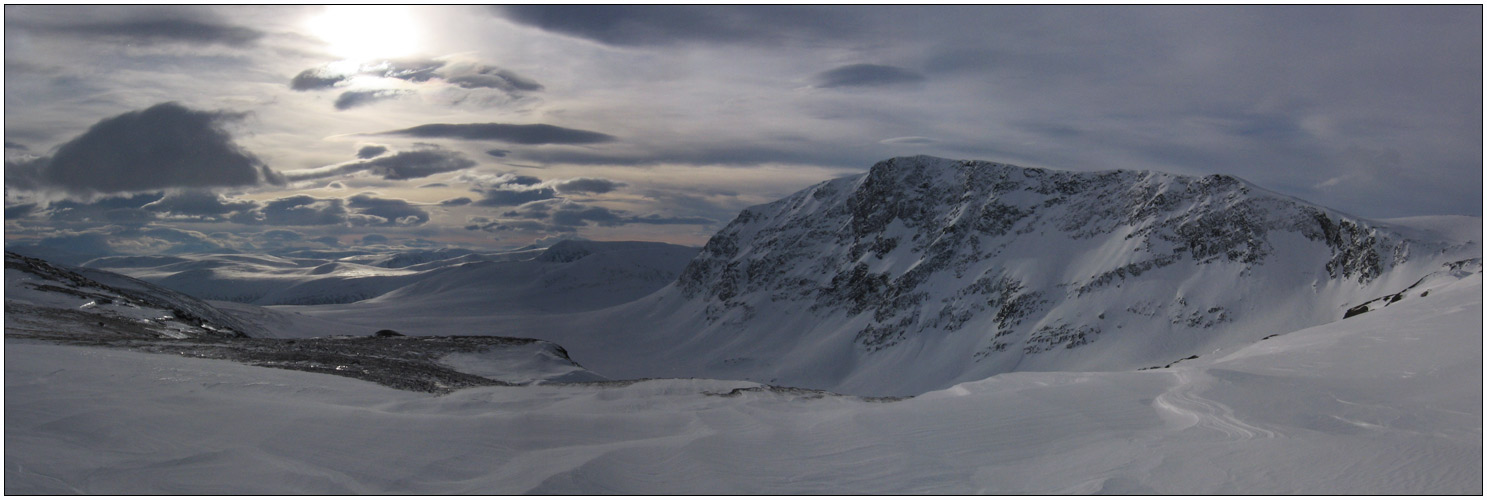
[5,306,577,394]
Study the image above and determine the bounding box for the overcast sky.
[4,5,1481,257]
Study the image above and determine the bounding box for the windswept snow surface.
[6,273,1480,494]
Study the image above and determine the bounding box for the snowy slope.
[563,156,1481,396]
[6,271,1479,494]
[302,240,699,316]
[5,251,267,339]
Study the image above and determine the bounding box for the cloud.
[346,193,430,226]
[42,193,165,226]
[142,190,256,219]
[550,203,624,227]
[485,149,510,158]
[287,60,444,94]
[475,186,558,207]
[880,136,937,145]
[230,195,346,226]
[361,234,390,245]
[440,197,473,206]
[503,175,544,186]
[475,199,715,232]
[368,59,446,83]
[356,145,389,159]
[550,177,626,194]
[29,18,264,48]
[286,60,541,102]
[5,203,38,220]
[5,141,29,151]
[439,63,544,92]
[626,214,717,225]
[493,5,860,47]
[813,64,925,88]
[375,123,616,144]
[284,148,477,182]
[290,68,347,91]
[258,229,303,242]
[335,90,406,110]
[19,102,281,195]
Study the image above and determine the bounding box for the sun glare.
[307,6,422,61]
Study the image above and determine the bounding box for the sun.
[306,6,423,61]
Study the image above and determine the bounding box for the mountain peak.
[653,156,1470,395]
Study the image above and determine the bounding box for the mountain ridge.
[598,155,1478,395]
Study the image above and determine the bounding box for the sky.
[4,5,1482,259]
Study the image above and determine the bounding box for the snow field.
[7,273,1479,494]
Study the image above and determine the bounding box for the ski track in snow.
[1153,368,1278,442]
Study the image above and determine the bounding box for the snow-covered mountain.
[590,156,1479,396]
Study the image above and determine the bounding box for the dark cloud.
[485,149,510,158]
[142,190,256,219]
[49,192,164,212]
[418,183,449,188]
[346,194,430,226]
[5,203,38,220]
[476,199,714,231]
[493,5,863,46]
[376,123,616,145]
[440,197,473,206]
[5,141,29,151]
[813,64,925,88]
[504,175,544,186]
[290,60,538,101]
[21,102,281,195]
[230,195,346,226]
[335,90,405,110]
[471,219,550,232]
[290,68,347,91]
[440,64,544,92]
[627,214,717,225]
[5,157,51,192]
[369,59,446,83]
[43,193,165,225]
[30,18,264,48]
[258,229,303,242]
[356,145,389,159]
[361,234,390,245]
[285,149,477,182]
[287,60,442,94]
[551,177,626,194]
[551,204,623,227]
[475,187,558,207]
